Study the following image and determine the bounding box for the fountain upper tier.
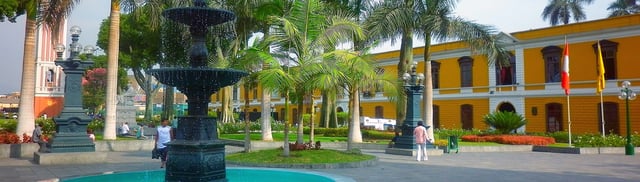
[147,68,247,93]
[162,7,235,28]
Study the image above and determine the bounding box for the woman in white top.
[155,119,174,168]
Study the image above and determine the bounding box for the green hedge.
[0,119,17,133]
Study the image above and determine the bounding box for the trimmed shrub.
[0,119,17,133]
[461,135,555,146]
[573,133,640,147]
[361,130,395,140]
[482,111,527,134]
[35,118,55,135]
[434,128,483,139]
[88,119,105,133]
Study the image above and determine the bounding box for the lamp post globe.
[618,80,636,156]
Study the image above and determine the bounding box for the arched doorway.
[598,102,620,135]
[546,103,563,132]
[461,104,473,130]
[498,102,516,113]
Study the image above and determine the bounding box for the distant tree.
[541,0,594,26]
[0,0,20,22]
[97,12,161,121]
[607,0,639,17]
[83,68,108,114]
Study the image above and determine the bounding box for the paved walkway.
[0,146,639,182]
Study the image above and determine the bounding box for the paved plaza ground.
[0,146,638,182]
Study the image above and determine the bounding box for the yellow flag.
[596,42,606,95]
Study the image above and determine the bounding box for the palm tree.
[321,0,376,131]
[14,0,80,139]
[607,0,639,17]
[305,49,398,150]
[274,0,365,145]
[247,0,364,155]
[365,0,417,126]
[367,0,511,141]
[102,0,123,140]
[541,0,594,26]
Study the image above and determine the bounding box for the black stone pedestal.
[166,140,227,182]
[165,116,227,182]
[49,112,95,153]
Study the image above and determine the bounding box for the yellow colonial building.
[214,14,640,136]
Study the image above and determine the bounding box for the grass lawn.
[226,148,374,164]
[547,143,571,147]
[94,134,141,141]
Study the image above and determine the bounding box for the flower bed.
[461,135,555,146]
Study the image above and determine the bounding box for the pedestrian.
[413,121,432,161]
[87,128,96,143]
[388,131,400,148]
[121,122,130,136]
[155,119,174,168]
[32,123,47,152]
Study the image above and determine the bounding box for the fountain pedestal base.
[166,140,227,182]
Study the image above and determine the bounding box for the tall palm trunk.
[162,86,175,120]
[295,95,304,144]
[243,84,251,152]
[282,91,290,157]
[321,91,330,128]
[396,30,413,125]
[103,0,120,140]
[220,86,234,123]
[261,88,273,141]
[143,74,154,119]
[17,16,37,138]
[309,97,315,143]
[422,37,434,141]
[347,89,363,150]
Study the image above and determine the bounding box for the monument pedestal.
[34,151,107,165]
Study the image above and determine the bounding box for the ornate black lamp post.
[394,62,427,149]
[618,81,636,156]
[49,25,95,153]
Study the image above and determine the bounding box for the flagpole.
[596,40,606,138]
[567,95,572,147]
[600,93,605,137]
[562,36,572,147]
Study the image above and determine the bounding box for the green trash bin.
[448,136,459,153]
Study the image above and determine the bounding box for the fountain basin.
[62,167,355,182]
[147,68,247,92]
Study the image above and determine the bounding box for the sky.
[0,0,612,94]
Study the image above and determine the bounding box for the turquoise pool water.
[63,167,349,182]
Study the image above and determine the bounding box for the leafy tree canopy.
[0,0,23,23]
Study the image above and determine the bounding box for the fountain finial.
[194,0,207,7]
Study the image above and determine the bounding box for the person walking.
[413,121,432,161]
[155,119,174,168]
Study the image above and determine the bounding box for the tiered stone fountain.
[147,0,247,181]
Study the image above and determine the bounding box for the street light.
[49,25,96,153]
[618,81,636,155]
[394,62,427,149]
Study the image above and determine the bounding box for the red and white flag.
[561,39,570,95]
